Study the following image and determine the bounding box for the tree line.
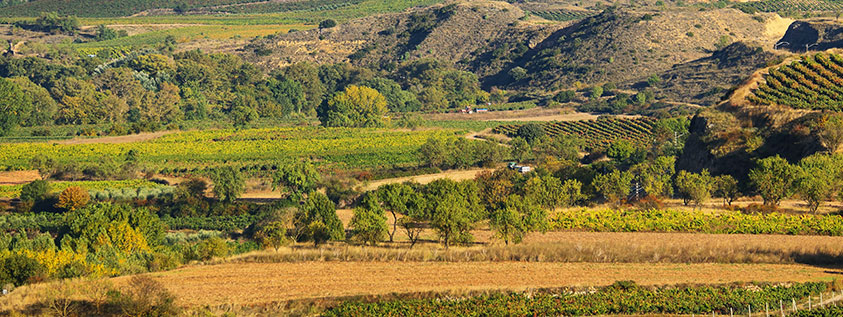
[0,44,490,136]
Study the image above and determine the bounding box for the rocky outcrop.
[778,20,843,52]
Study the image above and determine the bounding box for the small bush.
[108,276,179,317]
[55,187,90,211]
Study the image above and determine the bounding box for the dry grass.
[119,262,842,307]
[224,231,843,265]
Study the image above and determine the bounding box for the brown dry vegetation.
[225,231,843,265]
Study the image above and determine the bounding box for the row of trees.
[0,47,491,135]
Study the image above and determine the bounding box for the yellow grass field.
[119,262,840,307]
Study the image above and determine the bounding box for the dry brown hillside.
[246,1,556,72]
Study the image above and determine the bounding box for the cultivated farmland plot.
[493,117,658,150]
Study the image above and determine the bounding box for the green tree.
[524,176,583,210]
[0,254,43,286]
[362,77,420,112]
[62,203,165,253]
[817,113,843,153]
[268,77,306,114]
[19,180,49,202]
[517,123,545,144]
[8,77,56,126]
[277,63,325,113]
[591,86,604,100]
[593,169,633,204]
[93,24,119,41]
[0,78,28,136]
[631,156,676,198]
[376,183,413,242]
[419,137,452,168]
[209,167,244,203]
[796,154,841,213]
[256,221,287,252]
[607,140,635,162]
[34,12,79,34]
[713,174,740,206]
[295,192,344,245]
[319,19,337,30]
[489,195,547,245]
[675,170,714,208]
[425,179,482,249]
[349,195,388,246]
[318,85,388,127]
[273,161,321,200]
[749,155,798,206]
[508,137,532,162]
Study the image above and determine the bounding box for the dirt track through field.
[240,168,493,199]
[0,170,40,185]
[361,168,493,191]
[53,131,173,145]
[130,262,841,307]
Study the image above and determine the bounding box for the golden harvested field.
[117,262,841,307]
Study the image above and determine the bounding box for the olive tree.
[489,195,547,245]
[273,161,320,201]
[425,179,483,249]
[674,170,714,208]
[294,191,344,246]
[593,169,633,204]
[209,167,244,203]
[713,174,740,206]
[349,194,388,246]
[796,154,841,213]
[749,155,798,206]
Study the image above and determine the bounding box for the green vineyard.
[748,53,843,111]
[492,117,657,149]
[0,127,456,175]
[0,0,264,17]
[529,9,595,22]
[735,0,843,15]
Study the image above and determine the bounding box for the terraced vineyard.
[735,0,843,15]
[529,9,595,22]
[493,117,657,150]
[748,53,843,111]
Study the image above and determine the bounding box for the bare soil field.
[361,168,493,191]
[53,131,173,145]
[241,168,493,199]
[0,170,40,185]
[115,262,841,307]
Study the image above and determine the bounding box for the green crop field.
[0,127,459,174]
[0,0,265,17]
